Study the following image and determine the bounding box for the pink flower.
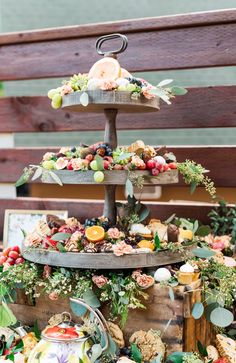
[71,158,84,170]
[214,235,231,248]
[49,291,59,300]
[132,269,142,280]
[131,155,145,168]
[107,228,121,240]
[113,241,133,256]
[142,85,156,99]
[99,79,117,91]
[212,241,226,251]
[43,152,55,161]
[43,265,52,279]
[92,275,108,288]
[206,234,231,251]
[55,157,68,170]
[61,82,73,96]
[24,232,42,247]
[136,274,154,289]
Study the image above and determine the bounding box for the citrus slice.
[88,57,121,80]
[120,68,132,78]
[137,240,155,251]
[179,228,193,240]
[85,226,105,243]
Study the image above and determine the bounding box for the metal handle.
[96,33,128,57]
[70,297,109,352]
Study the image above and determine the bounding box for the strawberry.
[15,257,25,265]
[163,164,170,172]
[11,246,20,253]
[67,161,73,170]
[168,162,177,169]
[0,255,7,265]
[151,168,160,176]
[213,359,228,363]
[6,257,15,265]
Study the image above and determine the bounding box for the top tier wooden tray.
[62,90,160,113]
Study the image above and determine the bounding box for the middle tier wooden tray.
[22,246,192,269]
[42,169,178,185]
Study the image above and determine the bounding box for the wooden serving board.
[62,90,160,113]
[22,246,192,269]
[42,169,178,185]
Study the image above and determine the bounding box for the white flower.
[87,78,103,90]
[116,78,129,87]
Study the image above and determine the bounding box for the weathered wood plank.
[0,198,218,240]
[1,86,236,132]
[1,146,236,186]
[1,9,235,45]
[0,21,235,80]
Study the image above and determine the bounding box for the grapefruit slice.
[85,225,105,243]
[121,68,132,78]
[88,57,121,80]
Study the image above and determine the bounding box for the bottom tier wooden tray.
[22,247,193,269]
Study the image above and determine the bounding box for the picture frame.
[3,209,68,249]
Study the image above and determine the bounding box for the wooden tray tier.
[62,90,160,113]
[22,247,192,269]
[43,169,178,185]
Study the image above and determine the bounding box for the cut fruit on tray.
[88,57,121,80]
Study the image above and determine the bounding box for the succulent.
[70,73,88,91]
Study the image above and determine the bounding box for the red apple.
[168,162,177,169]
[146,159,156,170]
[8,251,19,260]
[11,246,20,253]
[15,257,25,265]
[151,168,160,176]
[104,156,113,163]
[3,247,11,257]
[85,154,94,162]
[104,160,110,170]
[6,257,15,265]
[163,164,170,172]
[0,255,7,265]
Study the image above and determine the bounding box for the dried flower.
[113,241,133,256]
[142,85,156,99]
[66,217,79,228]
[131,155,146,168]
[55,157,68,170]
[43,265,52,279]
[99,79,117,91]
[61,82,73,96]
[71,158,84,170]
[92,275,108,288]
[24,232,42,247]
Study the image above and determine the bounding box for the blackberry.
[120,347,131,356]
[71,147,76,152]
[135,234,143,242]
[101,221,110,231]
[84,218,99,227]
[126,77,143,87]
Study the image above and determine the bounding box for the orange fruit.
[137,240,155,251]
[85,226,105,243]
[120,68,132,78]
[88,57,121,80]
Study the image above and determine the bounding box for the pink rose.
[131,155,145,168]
[136,274,154,289]
[142,85,156,99]
[43,265,52,279]
[71,158,84,170]
[212,241,226,251]
[49,291,59,300]
[55,157,68,170]
[92,275,108,288]
[61,82,73,96]
[214,235,231,248]
[113,241,133,257]
[43,152,55,161]
[204,234,215,245]
[99,79,117,91]
[107,228,121,240]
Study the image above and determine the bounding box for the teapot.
[28,298,109,363]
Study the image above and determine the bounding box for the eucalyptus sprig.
[177,160,216,198]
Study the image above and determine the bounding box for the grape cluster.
[84,218,99,227]
[126,77,143,88]
[95,143,112,157]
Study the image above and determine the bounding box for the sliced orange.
[85,225,105,243]
[179,228,193,240]
[137,240,155,251]
[88,57,121,80]
[120,68,132,78]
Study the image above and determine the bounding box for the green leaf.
[192,248,216,258]
[32,320,41,340]
[0,302,17,327]
[154,233,161,250]
[157,79,173,87]
[228,329,236,337]
[102,333,117,355]
[197,340,208,357]
[90,343,103,363]
[0,283,9,298]
[56,242,67,252]
[165,213,176,224]
[6,352,14,362]
[114,152,134,162]
[31,166,43,181]
[205,302,219,321]
[196,225,211,237]
[192,302,204,319]
[51,232,71,241]
[131,343,142,363]
[82,289,101,309]
[95,155,104,171]
[49,171,63,186]
[126,178,134,197]
[169,287,175,302]
[138,204,150,222]
[20,228,27,238]
[190,182,197,194]
[70,300,87,317]
[166,352,189,363]
[15,172,31,187]
[80,92,89,106]
[210,307,234,327]
[170,86,188,95]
